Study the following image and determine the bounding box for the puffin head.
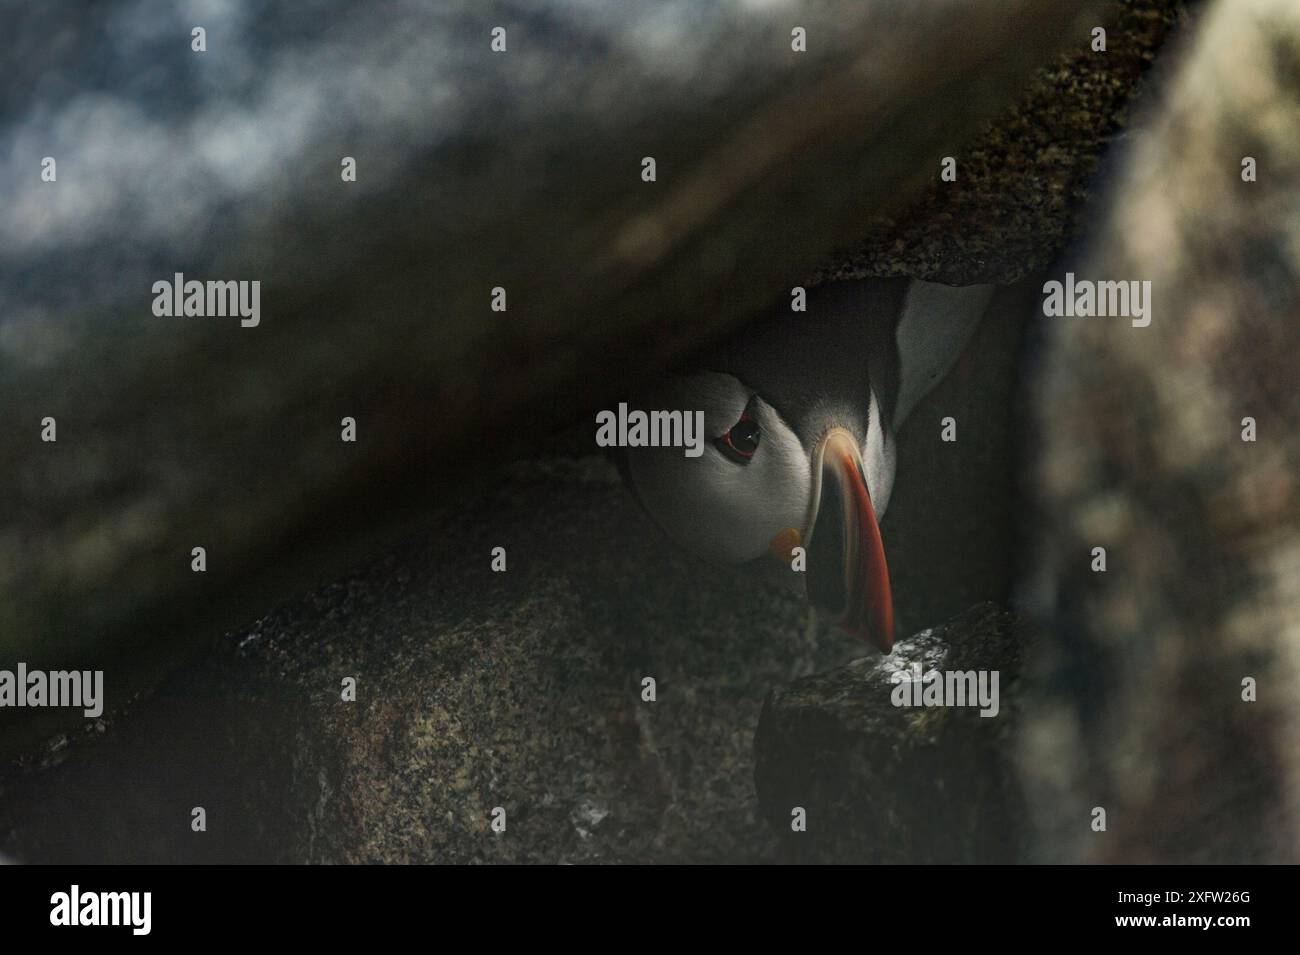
[624,365,897,651]
[620,278,995,655]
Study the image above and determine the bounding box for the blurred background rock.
[1021,0,1300,864]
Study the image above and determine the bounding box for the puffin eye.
[715,409,761,464]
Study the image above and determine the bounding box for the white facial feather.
[863,389,896,518]
[625,372,810,564]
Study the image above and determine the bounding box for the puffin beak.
[805,428,894,653]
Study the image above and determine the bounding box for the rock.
[1021,0,1300,863]
[812,0,1192,286]
[0,455,868,863]
[754,603,1025,863]
[0,0,1103,755]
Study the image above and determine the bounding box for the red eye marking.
[715,409,761,464]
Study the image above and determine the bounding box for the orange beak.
[805,429,894,653]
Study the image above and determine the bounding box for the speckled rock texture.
[810,0,1194,286]
[0,457,852,862]
[250,456,840,864]
[755,603,1025,864]
[1021,0,1300,863]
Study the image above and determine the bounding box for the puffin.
[619,278,995,653]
